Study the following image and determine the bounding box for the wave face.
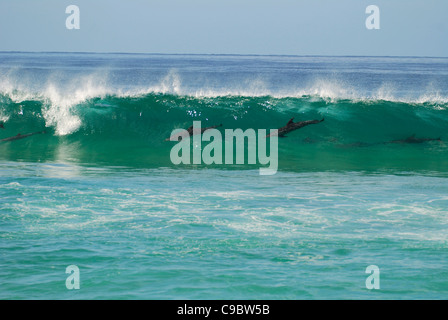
[1,92,448,172]
[1,53,448,172]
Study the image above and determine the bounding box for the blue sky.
[0,0,447,56]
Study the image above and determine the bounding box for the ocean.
[1,52,448,299]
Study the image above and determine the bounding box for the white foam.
[0,112,9,123]
[41,74,110,135]
[1,68,448,136]
[372,83,398,102]
[0,69,114,135]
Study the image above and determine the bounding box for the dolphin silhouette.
[1,131,46,142]
[0,121,4,129]
[165,124,223,141]
[267,117,324,138]
[387,134,442,144]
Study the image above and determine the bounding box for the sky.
[0,0,447,57]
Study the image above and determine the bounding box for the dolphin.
[0,121,4,129]
[387,134,442,144]
[1,131,46,142]
[267,117,324,138]
[165,124,223,141]
[338,135,442,148]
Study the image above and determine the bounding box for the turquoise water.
[1,53,448,299]
[1,164,448,299]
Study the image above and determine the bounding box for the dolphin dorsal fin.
[287,118,294,125]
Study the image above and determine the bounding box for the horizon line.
[0,50,447,59]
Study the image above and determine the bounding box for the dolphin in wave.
[337,134,442,148]
[267,117,324,138]
[1,131,46,142]
[386,134,442,144]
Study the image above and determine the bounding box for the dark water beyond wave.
[1,92,447,172]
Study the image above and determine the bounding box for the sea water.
[1,53,448,299]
